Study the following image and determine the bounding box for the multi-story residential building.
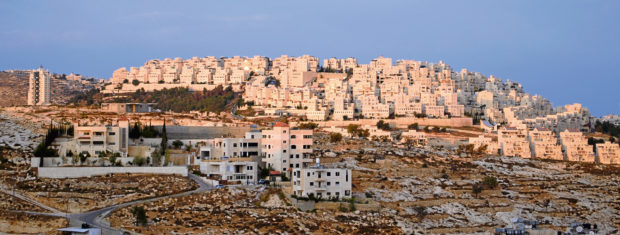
[100,103,156,114]
[528,128,562,160]
[261,122,313,176]
[498,127,531,158]
[400,130,426,145]
[27,67,51,105]
[59,119,130,157]
[468,135,500,155]
[559,129,595,162]
[292,161,352,199]
[596,142,620,165]
[198,131,261,160]
[200,160,257,185]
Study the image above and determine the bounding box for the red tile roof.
[274,122,289,128]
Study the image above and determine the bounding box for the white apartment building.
[27,67,51,105]
[200,160,257,184]
[262,122,313,176]
[292,161,352,199]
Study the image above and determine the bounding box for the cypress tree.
[160,119,167,155]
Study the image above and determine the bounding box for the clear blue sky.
[1,0,618,116]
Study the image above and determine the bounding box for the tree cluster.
[347,124,370,138]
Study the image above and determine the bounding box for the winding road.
[4,173,213,234]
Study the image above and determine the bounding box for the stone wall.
[102,83,243,94]
[302,117,473,128]
[37,166,188,178]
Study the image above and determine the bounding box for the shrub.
[133,156,146,166]
[330,133,343,143]
[414,206,427,220]
[482,176,498,189]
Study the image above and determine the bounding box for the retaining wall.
[37,166,188,178]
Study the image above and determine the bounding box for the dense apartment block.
[559,129,595,163]
[498,127,531,158]
[596,142,620,165]
[528,128,563,160]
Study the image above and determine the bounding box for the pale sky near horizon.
[0,0,618,116]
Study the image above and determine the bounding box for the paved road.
[71,173,213,233]
[4,173,212,234]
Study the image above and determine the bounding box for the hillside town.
[0,54,618,234]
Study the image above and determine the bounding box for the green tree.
[164,149,171,166]
[129,122,141,140]
[160,120,168,155]
[130,206,147,226]
[472,183,483,198]
[151,149,162,166]
[297,122,319,130]
[172,140,184,149]
[132,79,140,86]
[109,152,120,165]
[347,124,360,135]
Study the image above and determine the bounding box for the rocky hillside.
[0,72,97,107]
[0,72,28,106]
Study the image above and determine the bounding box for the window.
[291,145,296,149]
[289,164,293,168]
[336,181,340,185]
[233,143,238,147]
[296,154,300,158]
[310,182,314,186]
[283,140,287,144]
[283,150,287,153]
[336,172,340,176]
[247,166,253,170]
[283,130,287,134]
[336,192,340,196]
[291,135,296,139]
[307,172,310,177]
[327,182,331,186]
[283,168,287,171]
[109,132,116,136]
[327,172,331,176]
[303,135,312,139]
[295,164,299,168]
[248,142,258,147]
[283,160,287,163]
[345,190,350,196]
[327,192,331,196]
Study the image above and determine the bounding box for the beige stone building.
[559,129,595,163]
[528,128,562,160]
[596,142,620,164]
[498,127,531,158]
